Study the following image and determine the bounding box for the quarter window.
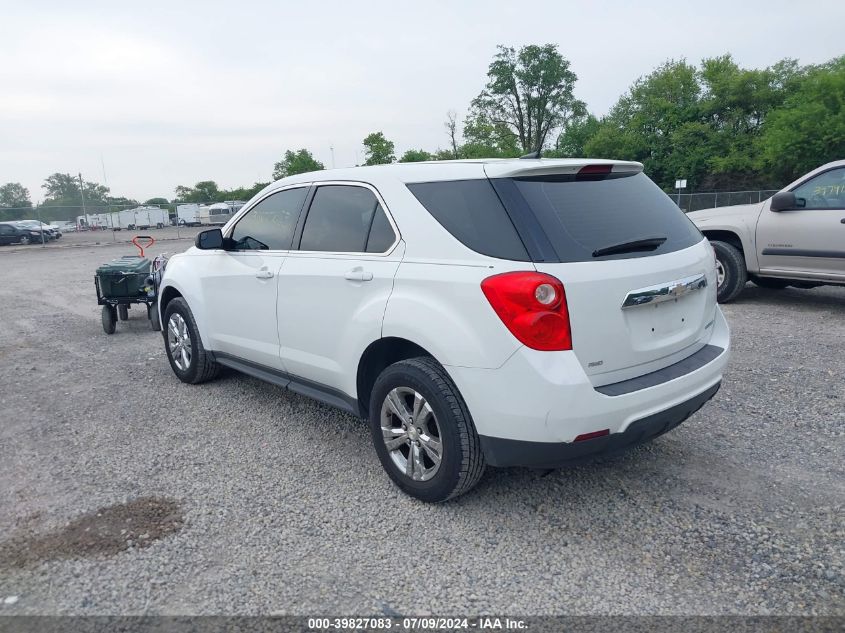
[792,168,845,209]
[366,205,395,253]
[299,185,395,253]
[230,187,308,250]
[407,179,529,261]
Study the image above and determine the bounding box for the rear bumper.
[445,306,730,465]
[479,381,720,468]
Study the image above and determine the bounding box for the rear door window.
[504,172,702,262]
[406,179,529,261]
[299,185,395,253]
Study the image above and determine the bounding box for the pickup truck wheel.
[711,240,747,303]
[163,297,220,384]
[369,357,485,502]
[751,277,789,290]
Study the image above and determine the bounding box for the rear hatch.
[486,162,717,386]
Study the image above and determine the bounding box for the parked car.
[16,220,56,240]
[159,159,730,502]
[689,160,845,302]
[0,222,43,245]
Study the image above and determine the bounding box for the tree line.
[3,44,842,222]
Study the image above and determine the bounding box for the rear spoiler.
[483,159,643,180]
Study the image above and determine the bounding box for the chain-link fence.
[674,190,779,213]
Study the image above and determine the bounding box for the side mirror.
[195,228,224,249]
[770,191,799,212]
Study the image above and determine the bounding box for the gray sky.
[2,0,843,203]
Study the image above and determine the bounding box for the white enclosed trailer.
[176,204,202,226]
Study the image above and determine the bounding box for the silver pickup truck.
[689,160,845,302]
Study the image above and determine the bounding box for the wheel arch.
[159,285,183,317]
[157,283,213,349]
[356,337,437,419]
[700,228,758,273]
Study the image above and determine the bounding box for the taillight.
[480,272,572,351]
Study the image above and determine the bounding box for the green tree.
[470,44,586,153]
[174,181,220,203]
[585,59,705,189]
[698,55,802,188]
[222,182,270,201]
[272,149,325,180]
[399,149,433,162]
[42,173,109,203]
[42,173,79,200]
[144,197,169,206]
[0,182,32,220]
[460,112,520,158]
[552,114,600,157]
[0,182,32,208]
[758,56,845,182]
[432,148,459,161]
[362,132,396,165]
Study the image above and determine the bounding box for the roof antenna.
[519,149,541,159]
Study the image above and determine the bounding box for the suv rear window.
[407,180,529,261]
[505,172,702,263]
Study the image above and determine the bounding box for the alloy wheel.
[380,387,443,481]
[715,259,726,288]
[167,313,192,371]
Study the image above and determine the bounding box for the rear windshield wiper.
[592,236,667,258]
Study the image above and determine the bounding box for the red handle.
[132,235,155,258]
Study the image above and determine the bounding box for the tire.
[148,304,161,331]
[19,236,30,245]
[751,277,789,290]
[162,297,219,384]
[101,305,117,335]
[711,240,747,303]
[369,356,485,502]
[117,305,129,321]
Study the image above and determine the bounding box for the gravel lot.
[0,239,843,616]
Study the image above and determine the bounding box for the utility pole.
[330,145,335,169]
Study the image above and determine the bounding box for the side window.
[792,168,845,209]
[0,225,13,235]
[366,205,396,252]
[299,185,395,253]
[230,187,308,250]
[407,179,529,261]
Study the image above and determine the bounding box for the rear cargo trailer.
[176,204,201,226]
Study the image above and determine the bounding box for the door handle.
[344,268,373,282]
[255,269,274,279]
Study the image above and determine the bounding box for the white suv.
[159,159,730,502]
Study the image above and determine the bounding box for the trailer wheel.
[118,305,129,321]
[148,304,161,331]
[102,305,117,335]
